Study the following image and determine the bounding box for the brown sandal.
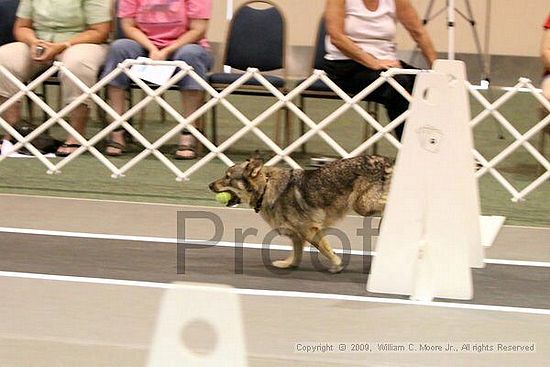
[105,140,125,157]
[174,131,200,160]
[56,143,81,157]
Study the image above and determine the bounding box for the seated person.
[324,0,437,139]
[0,0,111,156]
[101,0,213,160]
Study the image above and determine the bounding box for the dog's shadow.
[241,254,373,286]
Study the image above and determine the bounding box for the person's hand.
[375,59,402,70]
[32,41,65,62]
[149,47,171,61]
[30,39,44,59]
[374,59,402,70]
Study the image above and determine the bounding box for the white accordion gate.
[0,58,549,201]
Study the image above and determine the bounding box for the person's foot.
[105,130,126,157]
[56,140,81,157]
[174,132,197,160]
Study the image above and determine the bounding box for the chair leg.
[300,96,306,154]
[275,109,281,147]
[540,130,546,157]
[196,115,205,156]
[539,106,549,174]
[42,84,49,122]
[284,106,291,148]
[160,91,167,124]
[128,88,134,125]
[138,89,146,130]
[211,103,218,146]
[364,101,379,155]
[26,97,34,123]
[57,84,62,112]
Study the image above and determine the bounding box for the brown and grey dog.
[209,154,393,273]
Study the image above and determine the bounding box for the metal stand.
[419,0,503,138]
[420,0,491,83]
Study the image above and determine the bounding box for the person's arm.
[13,17,46,60]
[121,17,158,55]
[395,0,437,67]
[13,0,38,46]
[325,0,400,70]
[542,28,550,70]
[32,22,110,62]
[122,17,208,61]
[13,17,38,45]
[63,22,111,46]
[161,19,208,55]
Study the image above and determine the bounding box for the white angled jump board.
[147,282,247,367]
[367,60,486,301]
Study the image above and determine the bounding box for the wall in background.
[208,0,549,57]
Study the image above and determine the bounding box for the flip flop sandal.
[56,143,81,157]
[174,130,202,160]
[174,144,196,160]
[105,140,126,157]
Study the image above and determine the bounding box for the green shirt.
[17,0,112,42]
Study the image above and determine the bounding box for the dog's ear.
[249,150,263,161]
[244,158,264,178]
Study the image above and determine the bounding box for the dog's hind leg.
[272,235,304,269]
[352,184,387,217]
[305,229,343,273]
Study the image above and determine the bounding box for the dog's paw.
[328,263,344,274]
[272,259,297,269]
[328,258,343,273]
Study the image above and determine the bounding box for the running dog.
[209,154,393,273]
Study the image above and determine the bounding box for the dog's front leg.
[272,235,304,269]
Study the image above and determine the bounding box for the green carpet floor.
[1,91,549,227]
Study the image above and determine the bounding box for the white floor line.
[1,271,549,316]
[0,193,251,212]
[2,193,549,231]
[1,226,549,268]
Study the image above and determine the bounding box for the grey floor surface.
[0,194,549,366]
[1,233,549,310]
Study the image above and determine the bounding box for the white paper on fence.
[1,139,55,158]
[129,57,177,86]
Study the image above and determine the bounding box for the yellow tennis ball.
[215,192,232,205]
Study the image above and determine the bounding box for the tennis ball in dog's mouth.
[215,192,232,205]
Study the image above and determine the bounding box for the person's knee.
[172,45,211,71]
[0,43,31,75]
[102,39,143,67]
[62,55,98,82]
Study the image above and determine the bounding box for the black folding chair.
[208,0,289,146]
[0,0,18,46]
[296,18,380,153]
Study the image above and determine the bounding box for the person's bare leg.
[175,90,204,159]
[105,85,126,156]
[0,97,21,141]
[542,77,550,101]
[56,104,89,155]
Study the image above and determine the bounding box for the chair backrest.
[224,0,285,72]
[312,18,327,70]
[0,0,19,46]
[113,0,126,39]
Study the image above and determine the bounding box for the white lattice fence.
[468,79,550,201]
[0,59,549,201]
